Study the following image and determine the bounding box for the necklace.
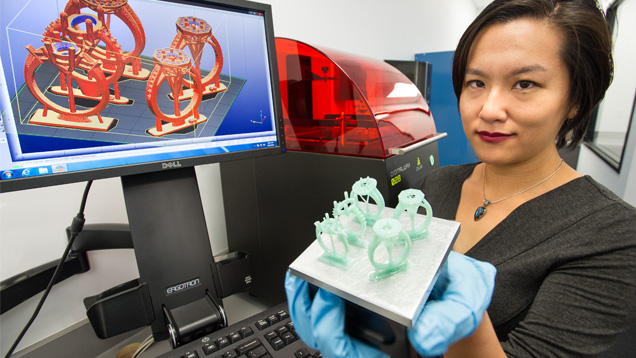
[474,159,565,221]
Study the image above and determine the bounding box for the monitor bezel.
[0,0,286,193]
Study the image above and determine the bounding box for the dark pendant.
[474,206,487,221]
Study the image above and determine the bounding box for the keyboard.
[156,301,321,358]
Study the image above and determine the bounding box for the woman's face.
[459,18,577,166]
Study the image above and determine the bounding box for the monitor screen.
[0,0,284,193]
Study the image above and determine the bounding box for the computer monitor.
[0,0,283,346]
[0,0,284,192]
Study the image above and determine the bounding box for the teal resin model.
[351,177,385,226]
[312,179,433,280]
[315,214,353,270]
[393,189,433,240]
[333,191,368,247]
[368,218,412,282]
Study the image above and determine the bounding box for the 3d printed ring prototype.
[315,215,353,270]
[145,48,207,137]
[169,16,226,100]
[64,0,148,79]
[393,189,432,240]
[332,191,367,248]
[45,12,129,105]
[351,177,385,226]
[368,218,412,282]
[24,41,115,131]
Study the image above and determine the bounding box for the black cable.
[4,180,93,358]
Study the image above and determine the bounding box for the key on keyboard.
[156,301,321,358]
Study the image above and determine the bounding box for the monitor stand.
[120,166,226,347]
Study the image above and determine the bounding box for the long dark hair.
[452,0,613,149]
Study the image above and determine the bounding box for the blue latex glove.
[408,251,497,357]
[284,271,388,358]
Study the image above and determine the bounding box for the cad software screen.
[0,0,281,188]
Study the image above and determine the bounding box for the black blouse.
[420,163,636,357]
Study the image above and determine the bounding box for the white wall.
[267,0,478,59]
[0,0,479,355]
[576,0,636,207]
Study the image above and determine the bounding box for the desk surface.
[13,292,271,358]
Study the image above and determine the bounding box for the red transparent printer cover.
[276,38,436,158]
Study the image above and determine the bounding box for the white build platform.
[289,206,459,327]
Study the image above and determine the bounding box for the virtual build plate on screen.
[0,0,278,182]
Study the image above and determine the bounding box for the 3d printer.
[221,38,445,305]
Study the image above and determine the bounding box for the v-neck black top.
[420,163,636,357]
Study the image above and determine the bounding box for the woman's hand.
[408,251,497,357]
[284,250,495,358]
[284,271,388,358]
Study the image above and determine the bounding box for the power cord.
[115,334,154,358]
[3,180,93,358]
[132,335,154,357]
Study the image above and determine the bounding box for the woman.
[285,0,636,356]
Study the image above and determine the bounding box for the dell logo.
[166,278,201,295]
[162,161,182,169]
